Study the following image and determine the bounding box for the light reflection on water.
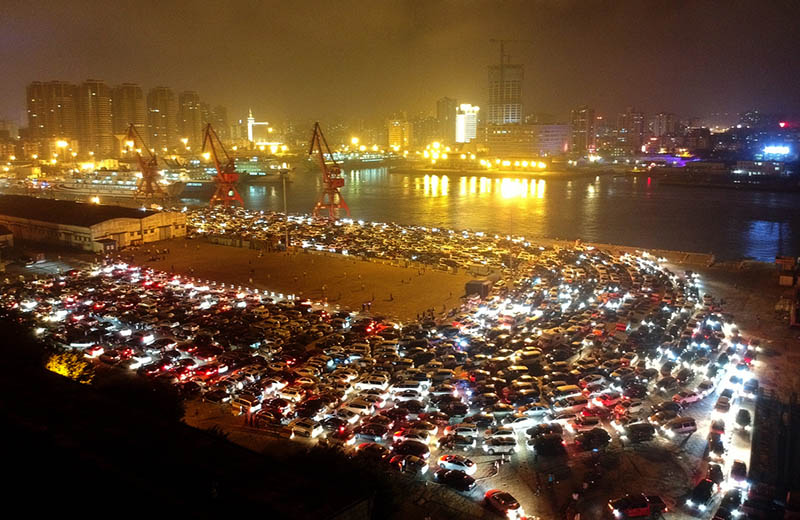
[236,167,799,261]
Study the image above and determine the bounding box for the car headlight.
[686,500,694,508]
[698,503,706,512]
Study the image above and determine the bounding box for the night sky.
[2,0,799,123]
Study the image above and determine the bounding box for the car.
[433,469,476,491]
[484,426,516,440]
[651,400,682,414]
[568,415,601,432]
[717,488,743,515]
[608,493,667,518]
[438,454,477,475]
[714,396,731,414]
[622,422,656,443]
[483,437,516,455]
[354,424,388,442]
[648,410,678,426]
[623,384,647,399]
[672,390,701,405]
[503,413,537,430]
[707,463,725,486]
[613,399,644,416]
[657,376,679,392]
[445,423,479,438]
[594,391,622,407]
[735,408,751,429]
[730,460,748,487]
[526,422,563,439]
[574,428,610,451]
[485,489,525,519]
[389,454,428,476]
[355,442,390,461]
[438,434,476,452]
[686,478,716,512]
[393,439,430,459]
[528,433,566,457]
[742,378,759,399]
[696,379,715,397]
[707,432,725,460]
[289,418,323,439]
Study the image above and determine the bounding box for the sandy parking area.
[125,238,473,322]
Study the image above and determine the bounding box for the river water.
[230,168,798,262]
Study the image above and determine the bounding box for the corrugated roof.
[0,195,158,228]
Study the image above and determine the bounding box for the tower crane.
[201,123,243,207]
[123,123,163,200]
[308,122,350,219]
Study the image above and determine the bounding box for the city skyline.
[1,1,799,124]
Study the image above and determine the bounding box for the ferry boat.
[49,171,185,199]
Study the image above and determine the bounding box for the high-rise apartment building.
[147,87,178,151]
[617,107,646,151]
[77,79,114,157]
[210,105,228,140]
[178,91,203,148]
[455,104,479,143]
[652,112,677,137]
[111,83,146,139]
[487,61,523,125]
[387,116,412,148]
[26,81,78,141]
[436,97,458,144]
[570,105,596,153]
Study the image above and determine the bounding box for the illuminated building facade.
[147,86,178,152]
[487,63,523,125]
[455,104,479,143]
[77,79,114,158]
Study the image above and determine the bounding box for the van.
[552,385,582,400]
[230,394,261,415]
[662,416,697,436]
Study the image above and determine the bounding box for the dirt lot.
[123,238,472,323]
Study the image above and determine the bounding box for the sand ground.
[123,238,472,323]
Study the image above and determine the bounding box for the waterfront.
[224,167,799,262]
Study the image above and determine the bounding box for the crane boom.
[308,122,349,219]
[202,123,243,207]
[123,123,163,200]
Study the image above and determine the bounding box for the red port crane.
[308,122,350,219]
[202,123,243,207]
[123,123,163,200]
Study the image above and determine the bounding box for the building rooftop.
[0,195,158,228]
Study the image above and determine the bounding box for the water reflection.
[235,166,798,261]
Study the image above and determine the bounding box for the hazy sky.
[2,0,799,124]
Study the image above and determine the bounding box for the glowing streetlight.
[180,137,189,147]
[202,152,211,160]
[351,137,359,146]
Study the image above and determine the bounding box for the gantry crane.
[202,123,243,207]
[123,123,164,200]
[308,122,350,219]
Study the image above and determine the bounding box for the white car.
[613,399,643,416]
[335,407,361,424]
[672,391,701,405]
[482,437,516,455]
[446,423,479,438]
[279,387,304,402]
[521,403,550,417]
[504,414,537,430]
[438,454,477,475]
[342,399,374,416]
[289,418,323,439]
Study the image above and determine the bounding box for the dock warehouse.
[0,195,186,252]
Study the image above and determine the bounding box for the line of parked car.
[4,229,764,519]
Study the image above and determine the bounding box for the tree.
[46,351,95,384]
